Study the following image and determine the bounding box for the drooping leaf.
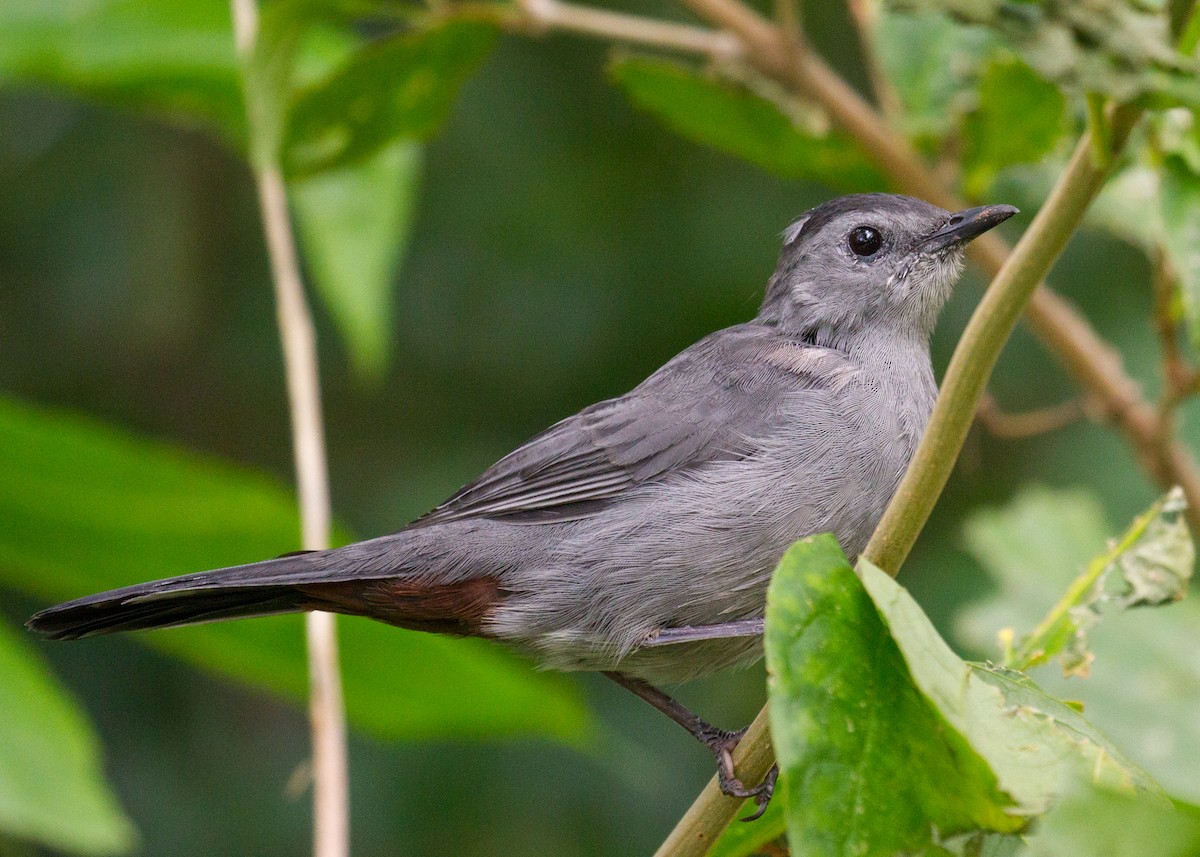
[240,0,319,165]
[292,140,422,379]
[0,395,592,745]
[283,19,498,176]
[1026,786,1200,857]
[0,620,135,855]
[609,56,887,192]
[960,56,1066,198]
[0,0,244,145]
[894,0,1200,109]
[1159,155,1200,353]
[958,487,1200,802]
[764,535,1023,857]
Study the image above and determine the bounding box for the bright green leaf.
[958,487,1200,802]
[283,20,498,176]
[1026,786,1200,857]
[241,0,317,164]
[960,56,1066,198]
[765,535,1163,857]
[0,620,135,855]
[764,535,1023,857]
[292,140,421,379]
[1159,156,1200,353]
[0,0,244,145]
[610,56,887,192]
[0,395,592,745]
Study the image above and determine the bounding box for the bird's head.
[760,193,1017,345]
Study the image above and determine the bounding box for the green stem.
[862,101,1142,574]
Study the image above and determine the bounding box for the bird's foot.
[701,726,779,821]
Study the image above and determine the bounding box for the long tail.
[27,536,501,641]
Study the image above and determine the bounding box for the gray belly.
[485,403,916,685]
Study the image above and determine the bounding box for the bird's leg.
[638,618,764,647]
[603,671,778,819]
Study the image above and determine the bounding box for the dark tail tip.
[28,586,305,640]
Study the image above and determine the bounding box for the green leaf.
[765,535,1022,857]
[960,56,1066,198]
[1026,786,1200,857]
[874,9,996,147]
[609,56,887,192]
[0,0,244,145]
[894,0,1200,109]
[292,140,421,379]
[0,620,135,855]
[1003,488,1192,675]
[1159,155,1200,353]
[0,395,592,745]
[957,487,1200,802]
[765,535,1162,857]
[283,20,498,176]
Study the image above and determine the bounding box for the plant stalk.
[230,2,349,855]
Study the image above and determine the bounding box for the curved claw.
[709,731,778,820]
[739,764,778,822]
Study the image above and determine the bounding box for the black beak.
[922,204,1018,252]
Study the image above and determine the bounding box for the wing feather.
[413,325,852,526]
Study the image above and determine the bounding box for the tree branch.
[513,0,740,57]
[975,394,1084,440]
[229,2,348,855]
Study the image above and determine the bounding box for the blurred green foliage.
[0,622,134,855]
[610,55,887,190]
[0,0,1199,854]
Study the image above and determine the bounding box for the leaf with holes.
[957,487,1200,802]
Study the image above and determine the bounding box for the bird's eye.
[847,226,882,257]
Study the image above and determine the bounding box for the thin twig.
[975,393,1084,439]
[229,2,349,856]
[1152,250,1198,413]
[514,0,740,57]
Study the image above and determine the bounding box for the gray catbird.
[28,193,1016,811]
